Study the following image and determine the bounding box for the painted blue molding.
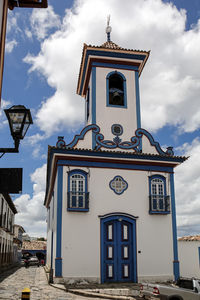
[79,49,147,95]
[58,158,174,173]
[65,125,174,156]
[92,67,96,150]
[135,129,174,156]
[109,175,128,195]
[66,124,99,148]
[135,71,141,129]
[92,62,139,71]
[170,172,180,281]
[55,165,63,277]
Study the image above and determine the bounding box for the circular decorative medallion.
[111,124,123,136]
[109,175,128,195]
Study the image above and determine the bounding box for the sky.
[1,0,200,237]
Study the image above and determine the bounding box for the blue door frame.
[100,214,137,283]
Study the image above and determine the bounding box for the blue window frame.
[67,169,89,211]
[149,175,170,214]
[106,71,127,108]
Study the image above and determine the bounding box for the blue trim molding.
[109,175,128,195]
[106,71,127,108]
[92,67,96,150]
[170,172,180,281]
[79,49,148,95]
[135,71,141,130]
[92,61,139,71]
[55,165,63,277]
[58,158,174,173]
[198,247,200,266]
[66,124,174,156]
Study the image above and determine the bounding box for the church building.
[44,25,186,283]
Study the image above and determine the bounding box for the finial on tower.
[106,15,112,42]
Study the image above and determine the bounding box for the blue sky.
[2,0,200,237]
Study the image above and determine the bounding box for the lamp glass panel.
[9,112,26,135]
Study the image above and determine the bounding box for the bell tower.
[77,20,150,150]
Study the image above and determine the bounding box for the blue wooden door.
[101,216,137,283]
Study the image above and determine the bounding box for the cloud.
[30,5,61,40]
[14,164,47,237]
[5,40,18,53]
[22,0,200,137]
[175,138,200,236]
[7,13,19,34]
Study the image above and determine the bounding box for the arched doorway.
[100,213,137,283]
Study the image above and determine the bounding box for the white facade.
[0,193,17,268]
[179,239,200,278]
[60,168,174,282]
[45,40,185,284]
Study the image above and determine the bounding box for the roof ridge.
[100,40,122,50]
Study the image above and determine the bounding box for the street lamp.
[0,105,33,156]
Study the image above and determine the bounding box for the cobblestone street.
[0,266,108,300]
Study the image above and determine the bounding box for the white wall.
[95,68,137,142]
[60,166,174,282]
[179,241,200,278]
[46,174,57,276]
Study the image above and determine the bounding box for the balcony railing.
[149,195,170,214]
[67,192,89,211]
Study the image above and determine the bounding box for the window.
[106,71,127,108]
[67,170,89,211]
[149,175,170,214]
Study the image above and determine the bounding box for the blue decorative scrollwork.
[135,129,174,156]
[62,124,174,156]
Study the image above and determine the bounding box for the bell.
[113,91,122,104]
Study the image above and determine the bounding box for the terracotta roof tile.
[178,235,200,241]
[22,240,46,250]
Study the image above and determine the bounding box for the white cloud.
[24,133,47,146]
[23,0,200,137]
[14,164,47,237]
[30,5,61,40]
[175,138,200,236]
[7,13,19,34]
[5,40,18,53]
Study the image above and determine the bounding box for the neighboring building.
[0,193,17,268]
[22,240,46,262]
[22,233,31,241]
[179,236,200,278]
[14,224,25,246]
[44,31,186,284]
[13,224,25,263]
